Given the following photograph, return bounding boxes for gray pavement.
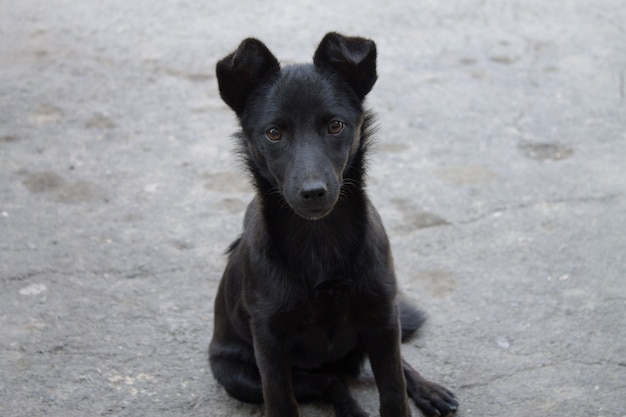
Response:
[1,1,625,416]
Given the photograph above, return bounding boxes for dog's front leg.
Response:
[252,328,299,417]
[362,312,412,417]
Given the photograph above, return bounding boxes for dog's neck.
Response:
[261,187,369,288]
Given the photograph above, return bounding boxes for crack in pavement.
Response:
[458,193,625,226]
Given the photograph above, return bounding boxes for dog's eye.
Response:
[328,120,344,135]
[265,127,282,142]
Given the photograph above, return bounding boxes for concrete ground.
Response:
[1,1,625,416]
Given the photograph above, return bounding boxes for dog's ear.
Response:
[216,38,280,115]
[313,32,377,100]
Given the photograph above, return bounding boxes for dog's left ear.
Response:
[313,32,377,100]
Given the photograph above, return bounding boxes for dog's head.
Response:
[216,33,377,220]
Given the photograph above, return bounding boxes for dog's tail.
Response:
[399,298,427,342]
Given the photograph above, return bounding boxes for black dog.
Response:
[209,32,458,417]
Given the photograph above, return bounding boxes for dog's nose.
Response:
[300,181,327,201]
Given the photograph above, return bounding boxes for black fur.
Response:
[209,32,458,417]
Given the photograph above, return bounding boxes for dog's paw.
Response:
[336,409,369,417]
[334,401,369,417]
[335,410,369,417]
[407,379,458,417]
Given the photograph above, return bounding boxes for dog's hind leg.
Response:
[209,343,265,404]
[403,359,458,417]
[211,347,368,417]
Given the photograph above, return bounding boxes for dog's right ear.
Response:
[216,38,280,115]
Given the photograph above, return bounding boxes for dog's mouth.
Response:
[293,206,335,221]
[286,194,339,221]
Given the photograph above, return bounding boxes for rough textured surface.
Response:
[1,1,625,416]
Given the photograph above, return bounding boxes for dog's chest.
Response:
[282,288,359,368]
